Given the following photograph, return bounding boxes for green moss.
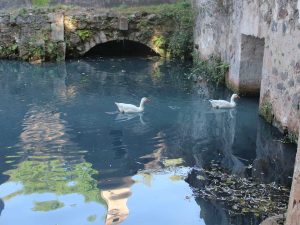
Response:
[77,30,92,41]
[33,200,64,212]
[191,54,229,85]
[259,102,273,123]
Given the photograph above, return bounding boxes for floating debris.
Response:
[188,163,290,221]
[163,158,184,167]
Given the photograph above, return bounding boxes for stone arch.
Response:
[77,31,160,56]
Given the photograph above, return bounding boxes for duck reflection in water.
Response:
[115,112,146,125]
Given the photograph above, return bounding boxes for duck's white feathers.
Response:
[115,102,143,113]
[209,99,236,108]
[209,94,239,109]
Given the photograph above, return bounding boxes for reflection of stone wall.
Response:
[176,96,246,175]
[286,130,300,225]
[193,0,300,137]
[253,120,295,186]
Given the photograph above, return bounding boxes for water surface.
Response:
[0,58,296,225]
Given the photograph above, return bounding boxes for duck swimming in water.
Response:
[209,94,240,109]
[115,97,150,113]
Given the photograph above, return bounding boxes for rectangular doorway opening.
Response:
[240,34,265,95]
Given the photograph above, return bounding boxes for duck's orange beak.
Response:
[236,95,240,99]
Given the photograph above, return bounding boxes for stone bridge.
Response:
[64,12,168,57]
[0,8,176,62]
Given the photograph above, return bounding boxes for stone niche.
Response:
[239,34,265,95]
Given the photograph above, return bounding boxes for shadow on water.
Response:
[0,58,296,225]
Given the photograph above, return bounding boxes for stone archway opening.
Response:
[84,40,159,57]
[240,34,265,95]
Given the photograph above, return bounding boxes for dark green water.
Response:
[0,57,296,225]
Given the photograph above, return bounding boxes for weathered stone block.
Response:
[69,33,81,44]
[0,14,10,24]
[272,67,278,76]
[108,12,117,18]
[288,79,295,87]
[278,7,288,19]
[280,71,288,80]
[89,39,96,48]
[49,13,64,41]
[0,24,10,32]
[271,21,278,32]
[147,14,157,21]
[119,17,128,31]
[99,31,107,43]
[276,83,286,90]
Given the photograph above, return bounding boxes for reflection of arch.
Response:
[76,31,160,56]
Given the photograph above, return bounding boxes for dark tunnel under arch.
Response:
[84,40,160,57]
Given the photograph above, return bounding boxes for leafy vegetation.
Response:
[46,42,65,61]
[118,0,194,59]
[259,102,273,123]
[164,1,194,58]
[22,42,45,62]
[281,132,298,144]
[191,54,229,85]
[0,43,18,59]
[32,0,49,7]
[77,30,92,41]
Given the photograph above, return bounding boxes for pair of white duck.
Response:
[115,94,240,113]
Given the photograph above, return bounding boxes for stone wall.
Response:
[193,0,300,137]
[0,11,66,63]
[0,0,176,10]
[0,8,179,62]
[286,129,300,225]
[50,0,177,8]
[0,0,30,10]
[63,11,173,58]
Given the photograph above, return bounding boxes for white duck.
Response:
[209,94,240,109]
[115,97,150,113]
